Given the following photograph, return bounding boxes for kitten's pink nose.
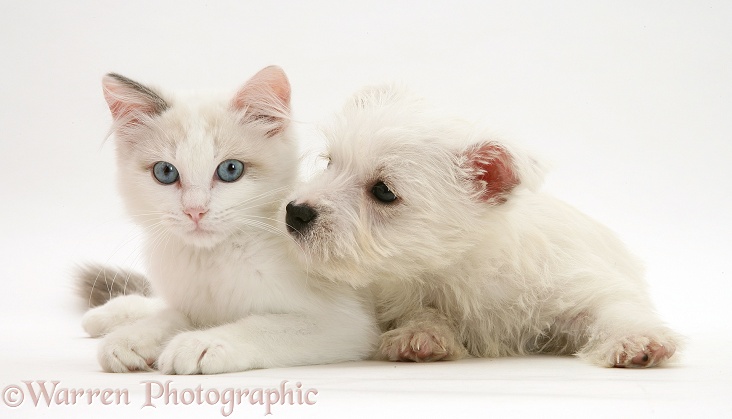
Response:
[184,207,208,222]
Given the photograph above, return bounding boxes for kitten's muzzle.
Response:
[285,201,318,234]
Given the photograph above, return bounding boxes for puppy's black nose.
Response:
[285,201,317,234]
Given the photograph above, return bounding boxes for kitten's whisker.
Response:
[234,214,289,226]
[159,229,174,264]
[237,220,282,237]
[70,212,162,253]
[243,185,290,202]
[127,212,168,219]
[232,217,314,275]
[229,186,289,207]
[88,266,114,308]
[91,221,165,300]
[220,199,285,217]
[222,186,290,211]
[114,222,167,295]
[123,221,169,289]
[227,225,256,244]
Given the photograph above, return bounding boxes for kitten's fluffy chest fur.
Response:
[147,230,307,327]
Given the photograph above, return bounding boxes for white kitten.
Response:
[284,85,682,368]
[79,67,378,374]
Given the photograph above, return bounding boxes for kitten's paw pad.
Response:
[157,331,236,375]
[98,331,161,373]
[380,329,465,362]
[613,339,676,368]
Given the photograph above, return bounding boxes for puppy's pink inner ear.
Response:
[464,143,520,204]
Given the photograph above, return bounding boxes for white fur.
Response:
[87,68,378,374]
[285,85,681,368]
[82,295,165,337]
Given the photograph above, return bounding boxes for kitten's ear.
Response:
[102,73,169,125]
[460,142,520,205]
[232,66,291,136]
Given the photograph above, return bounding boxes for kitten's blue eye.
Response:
[152,161,179,185]
[216,159,245,182]
[372,181,397,203]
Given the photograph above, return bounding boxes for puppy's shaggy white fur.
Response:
[285,86,681,368]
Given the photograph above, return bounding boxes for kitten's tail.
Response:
[75,264,151,309]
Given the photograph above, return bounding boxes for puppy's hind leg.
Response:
[576,301,682,368]
[378,308,469,362]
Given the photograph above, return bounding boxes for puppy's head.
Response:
[285,86,542,286]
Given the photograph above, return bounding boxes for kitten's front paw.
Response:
[379,327,467,362]
[98,325,166,373]
[157,330,247,375]
[82,306,119,338]
[82,295,163,337]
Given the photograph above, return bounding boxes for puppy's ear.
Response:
[102,73,169,126]
[461,142,520,204]
[232,66,291,137]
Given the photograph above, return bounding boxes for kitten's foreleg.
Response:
[157,310,378,374]
[82,294,166,337]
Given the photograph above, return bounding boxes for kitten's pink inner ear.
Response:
[232,66,291,113]
[103,89,152,121]
[102,74,167,124]
[464,142,520,204]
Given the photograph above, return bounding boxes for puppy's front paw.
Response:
[157,330,247,375]
[98,326,164,373]
[610,336,676,368]
[379,327,467,362]
[583,334,678,368]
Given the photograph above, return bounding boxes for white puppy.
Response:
[284,86,681,368]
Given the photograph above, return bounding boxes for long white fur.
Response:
[82,68,378,374]
[285,85,681,368]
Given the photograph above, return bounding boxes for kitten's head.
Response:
[103,66,297,248]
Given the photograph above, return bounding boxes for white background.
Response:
[1,1,730,417]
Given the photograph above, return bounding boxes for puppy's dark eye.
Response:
[371,181,397,203]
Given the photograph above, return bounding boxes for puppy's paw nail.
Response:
[610,337,676,368]
[381,329,457,362]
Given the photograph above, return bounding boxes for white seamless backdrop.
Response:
[0,1,730,418]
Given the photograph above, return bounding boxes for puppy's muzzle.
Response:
[285,201,318,234]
